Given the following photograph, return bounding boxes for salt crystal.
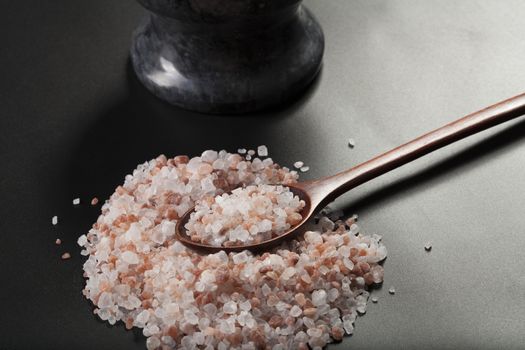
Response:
[307,327,322,338]
[239,300,252,311]
[121,251,139,265]
[311,290,327,306]
[343,320,354,334]
[293,161,304,169]
[52,216,58,225]
[55,238,61,245]
[343,257,354,270]
[300,166,310,172]
[237,148,247,154]
[246,155,252,161]
[91,197,99,205]
[61,252,71,260]
[371,297,378,303]
[73,198,80,205]
[261,284,272,296]
[389,287,396,295]
[248,150,255,156]
[203,303,217,316]
[281,267,296,280]
[201,150,218,163]
[98,292,113,308]
[184,310,199,325]
[233,251,249,264]
[223,301,237,314]
[77,235,87,247]
[424,242,432,251]
[146,337,161,350]
[136,310,150,325]
[257,145,268,157]
[290,305,302,317]
[348,138,356,148]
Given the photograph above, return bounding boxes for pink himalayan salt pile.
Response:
[185,184,305,247]
[77,150,387,350]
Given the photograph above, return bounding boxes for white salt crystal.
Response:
[233,251,249,264]
[289,305,302,317]
[371,297,378,303]
[239,300,252,311]
[312,290,327,306]
[343,257,354,270]
[293,161,304,169]
[98,292,113,308]
[262,284,272,296]
[223,301,237,314]
[77,234,87,247]
[73,198,80,205]
[52,216,58,225]
[300,166,310,172]
[121,251,139,265]
[257,145,268,157]
[424,242,432,251]
[389,287,396,295]
[237,148,247,154]
[307,327,322,338]
[304,231,323,244]
[348,138,356,148]
[201,150,218,163]
[248,150,255,156]
[281,267,296,280]
[203,303,217,316]
[184,310,199,325]
[146,337,161,350]
[343,320,354,334]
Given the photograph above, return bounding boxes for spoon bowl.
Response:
[175,93,525,252]
[174,183,314,253]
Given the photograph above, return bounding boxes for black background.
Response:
[1,0,525,349]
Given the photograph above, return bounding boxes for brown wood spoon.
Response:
[176,93,525,253]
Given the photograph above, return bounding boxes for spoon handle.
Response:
[307,93,525,206]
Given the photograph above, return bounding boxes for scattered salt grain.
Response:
[257,145,268,157]
[348,138,356,148]
[61,252,71,260]
[371,297,378,303]
[389,287,396,295]
[247,150,255,156]
[55,238,61,245]
[91,197,99,206]
[245,155,252,161]
[73,198,80,205]
[424,242,432,251]
[293,161,304,169]
[300,166,310,173]
[52,216,58,225]
[237,148,247,154]
[77,235,87,247]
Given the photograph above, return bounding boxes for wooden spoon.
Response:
[176,93,525,253]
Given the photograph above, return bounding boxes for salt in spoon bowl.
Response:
[176,93,525,253]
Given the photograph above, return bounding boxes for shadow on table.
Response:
[65,59,323,204]
[346,118,525,212]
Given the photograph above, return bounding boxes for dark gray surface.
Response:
[1,0,525,349]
